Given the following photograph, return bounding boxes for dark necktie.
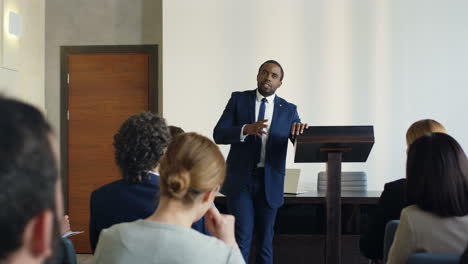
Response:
[255,98,267,165]
[258,97,267,122]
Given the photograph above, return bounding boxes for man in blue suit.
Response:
[214,60,307,263]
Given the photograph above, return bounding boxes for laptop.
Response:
[284,168,304,194]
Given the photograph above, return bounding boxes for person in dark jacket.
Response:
[0,97,63,264]
[360,119,447,262]
[89,113,206,252]
[460,244,468,264]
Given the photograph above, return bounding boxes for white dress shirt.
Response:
[240,89,276,167]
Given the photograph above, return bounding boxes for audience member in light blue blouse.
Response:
[94,133,244,264]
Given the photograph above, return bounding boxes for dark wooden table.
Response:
[215,190,381,264]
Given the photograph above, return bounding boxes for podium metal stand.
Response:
[294,126,374,264]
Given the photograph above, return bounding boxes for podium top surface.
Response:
[295,125,374,142]
[294,126,374,163]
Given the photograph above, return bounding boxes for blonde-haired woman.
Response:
[360,119,447,263]
[405,119,446,149]
[94,133,244,264]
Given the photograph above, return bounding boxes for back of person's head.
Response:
[159,133,226,203]
[113,112,170,184]
[168,125,184,138]
[406,119,446,146]
[406,133,468,217]
[0,97,59,263]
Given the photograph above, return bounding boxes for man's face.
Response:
[257,63,283,97]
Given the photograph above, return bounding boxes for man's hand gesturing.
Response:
[243,120,269,138]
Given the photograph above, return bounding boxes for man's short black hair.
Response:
[259,60,284,81]
[0,97,58,260]
[113,112,170,183]
[406,133,468,217]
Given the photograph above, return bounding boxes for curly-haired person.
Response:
[94,133,244,264]
[89,113,206,252]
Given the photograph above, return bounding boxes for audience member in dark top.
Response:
[387,133,468,263]
[360,119,447,262]
[0,97,63,264]
[93,133,244,264]
[461,245,468,264]
[89,113,206,252]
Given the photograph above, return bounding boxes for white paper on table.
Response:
[62,231,84,238]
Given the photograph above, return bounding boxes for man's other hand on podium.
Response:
[290,122,308,139]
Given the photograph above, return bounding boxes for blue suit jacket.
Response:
[214,89,300,208]
[89,173,206,252]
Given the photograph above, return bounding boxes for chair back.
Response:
[383,220,400,263]
[407,253,460,264]
[62,238,78,264]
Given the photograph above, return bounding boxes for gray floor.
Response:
[77,254,93,264]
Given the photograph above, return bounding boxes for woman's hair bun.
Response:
[159,132,226,203]
[166,168,190,199]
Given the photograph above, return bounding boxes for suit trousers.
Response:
[226,168,278,264]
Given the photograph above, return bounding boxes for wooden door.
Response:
[67,53,149,252]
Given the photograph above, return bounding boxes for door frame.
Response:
[60,45,159,211]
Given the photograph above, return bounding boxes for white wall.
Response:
[163,0,468,191]
[0,0,45,110]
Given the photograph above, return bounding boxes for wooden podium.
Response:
[294,126,374,264]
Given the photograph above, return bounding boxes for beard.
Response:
[258,84,276,97]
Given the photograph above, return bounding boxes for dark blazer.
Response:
[89,173,206,252]
[360,178,407,261]
[213,89,300,208]
[461,244,468,264]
